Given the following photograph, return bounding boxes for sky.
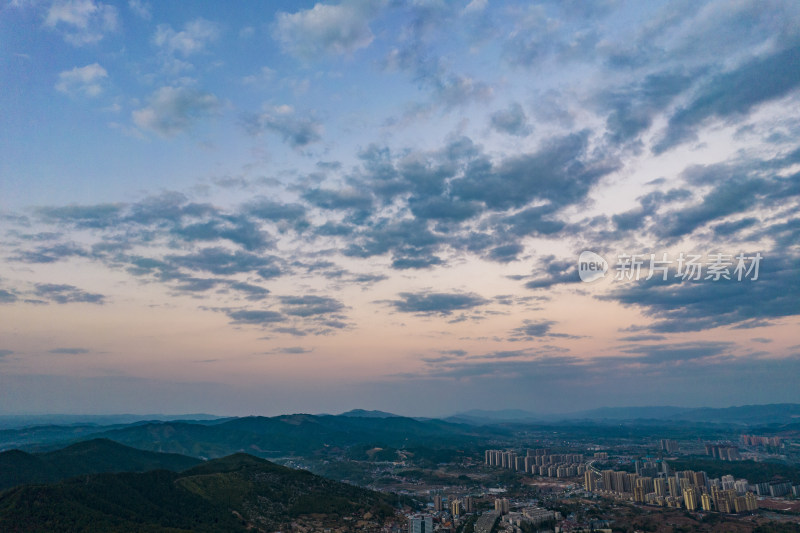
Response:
[1,0,799,417]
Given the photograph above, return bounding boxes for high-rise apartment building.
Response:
[409,516,433,533]
[464,496,475,513]
[654,477,667,497]
[668,477,680,498]
[433,495,443,512]
[683,487,698,511]
[585,470,597,491]
[701,493,713,511]
[602,470,614,492]
[450,499,462,518]
[494,498,510,515]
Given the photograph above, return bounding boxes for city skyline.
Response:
[1,0,799,416]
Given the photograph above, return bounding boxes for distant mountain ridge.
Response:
[0,413,226,430]
[338,409,401,418]
[43,412,483,461]
[0,438,201,491]
[449,403,800,425]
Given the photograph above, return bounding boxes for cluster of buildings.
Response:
[741,434,784,447]
[408,496,556,533]
[491,500,557,533]
[484,448,587,478]
[705,444,742,461]
[473,511,498,533]
[750,479,799,498]
[659,439,679,453]
[500,507,557,532]
[585,465,800,514]
[432,494,475,517]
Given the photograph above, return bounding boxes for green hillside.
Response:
[0,453,401,532]
[0,438,201,490]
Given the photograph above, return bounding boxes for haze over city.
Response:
[1,0,799,417]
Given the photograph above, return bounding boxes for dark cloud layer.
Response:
[606,254,799,333]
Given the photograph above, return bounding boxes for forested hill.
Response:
[0,452,402,532]
[0,438,201,491]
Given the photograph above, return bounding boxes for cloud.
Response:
[440,349,468,357]
[125,191,214,225]
[33,283,106,305]
[510,320,580,340]
[498,204,566,237]
[523,256,581,289]
[486,243,524,263]
[620,341,733,365]
[640,152,800,241]
[273,346,313,354]
[408,196,483,222]
[14,243,89,263]
[242,66,276,86]
[612,188,692,233]
[245,198,308,229]
[386,291,488,315]
[512,321,554,337]
[655,45,800,153]
[605,253,799,332]
[172,277,219,293]
[618,334,666,342]
[279,295,344,317]
[45,0,118,45]
[166,247,284,277]
[490,103,532,136]
[55,63,108,97]
[273,0,377,60]
[225,309,285,325]
[343,218,443,270]
[35,203,123,228]
[0,290,19,303]
[451,131,616,210]
[656,177,765,238]
[599,70,696,145]
[391,255,443,270]
[34,283,105,304]
[273,327,308,337]
[226,282,270,301]
[0,350,13,358]
[172,215,272,251]
[463,0,487,14]
[242,106,323,148]
[303,187,372,211]
[713,217,758,236]
[128,0,151,20]
[153,18,220,56]
[49,347,90,354]
[385,39,493,111]
[500,3,607,67]
[133,86,222,137]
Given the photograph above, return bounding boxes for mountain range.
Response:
[2,404,799,463]
[90,413,486,458]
